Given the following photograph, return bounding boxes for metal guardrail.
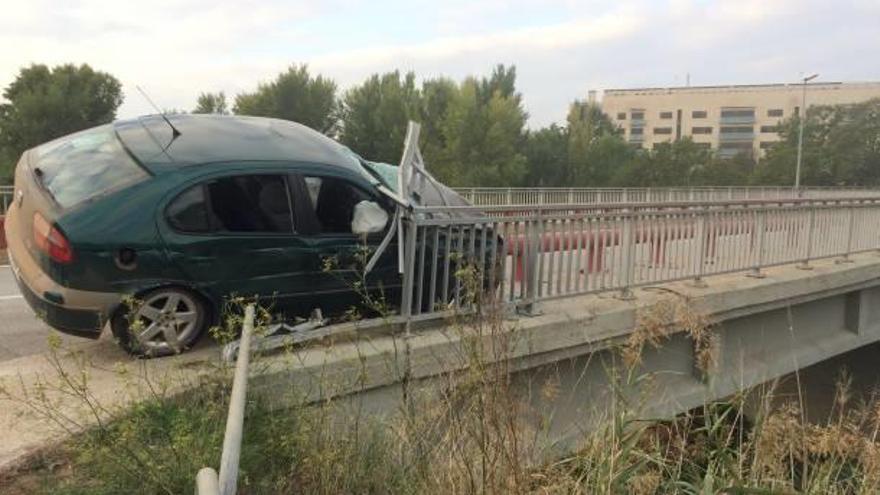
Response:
[454,186,880,206]
[0,186,13,214]
[399,196,880,319]
[196,305,255,495]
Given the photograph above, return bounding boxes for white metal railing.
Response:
[454,186,880,206]
[0,185,12,214]
[196,304,255,495]
[399,196,880,319]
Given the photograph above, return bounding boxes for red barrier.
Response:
[503,215,804,282]
[505,230,615,281]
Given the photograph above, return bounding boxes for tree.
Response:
[338,71,421,163]
[436,71,528,187]
[690,153,753,186]
[478,64,519,104]
[0,63,123,161]
[193,92,228,114]
[756,99,880,185]
[523,125,568,186]
[418,77,457,169]
[233,65,337,134]
[613,138,711,186]
[566,100,621,186]
[580,135,634,186]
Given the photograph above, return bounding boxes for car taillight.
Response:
[33,212,73,263]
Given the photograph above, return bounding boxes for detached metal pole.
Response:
[218,304,256,495]
[196,468,220,495]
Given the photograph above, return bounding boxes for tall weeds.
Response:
[3,277,880,494]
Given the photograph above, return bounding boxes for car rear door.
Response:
[159,171,317,319]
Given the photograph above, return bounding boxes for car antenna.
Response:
[135,85,182,139]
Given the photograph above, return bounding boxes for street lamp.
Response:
[795,73,819,191]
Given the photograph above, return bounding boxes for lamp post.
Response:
[795,73,819,191]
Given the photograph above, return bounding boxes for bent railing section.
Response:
[400,197,880,319]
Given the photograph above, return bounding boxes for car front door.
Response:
[160,172,316,319]
[288,172,400,318]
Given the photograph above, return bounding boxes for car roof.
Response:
[114,114,363,175]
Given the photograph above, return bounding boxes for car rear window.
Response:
[33,125,149,208]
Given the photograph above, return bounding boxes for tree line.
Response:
[1,62,878,187]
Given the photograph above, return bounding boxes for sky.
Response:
[0,0,878,128]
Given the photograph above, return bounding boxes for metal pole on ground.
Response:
[217,304,256,495]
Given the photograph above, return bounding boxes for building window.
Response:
[692,126,713,135]
[653,127,672,135]
[720,142,753,150]
[631,111,645,120]
[760,125,778,133]
[760,141,777,149]
[767,109,783,117]
[617,112,626,120]
[794,106,800,117]
[694,142,712,150]
[629,143,642,150]
[652,142,668,150]
[630,127,644,135]
[692,110,707,118]
[721,108,755,118]
[719,141,754,158]
[659,111,673,119]
[720,126,753,134]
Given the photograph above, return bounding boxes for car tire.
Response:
[111,287,209,358]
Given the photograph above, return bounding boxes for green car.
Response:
[6,114,474,356]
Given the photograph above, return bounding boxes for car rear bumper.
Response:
[6,207,121,338]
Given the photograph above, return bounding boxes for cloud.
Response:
[309,11,643,70]
[0,0,877,129]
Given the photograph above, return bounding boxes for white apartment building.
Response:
[599,82,880,158]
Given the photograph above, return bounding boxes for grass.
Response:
[3,274,880,493]
[6,364,880,494]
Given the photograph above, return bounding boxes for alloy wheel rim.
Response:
[133,291,199,353]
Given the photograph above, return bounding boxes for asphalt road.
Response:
[0,265,118,363]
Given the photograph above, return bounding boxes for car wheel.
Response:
[111,287,209,357]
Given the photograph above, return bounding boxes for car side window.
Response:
[301,176,373,234]
[166,185,212,233]
[206,175,294,234]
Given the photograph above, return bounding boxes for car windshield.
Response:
[33,125,149,208]
[360,160,399,193]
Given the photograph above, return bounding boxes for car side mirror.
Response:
[351,200,389,236]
